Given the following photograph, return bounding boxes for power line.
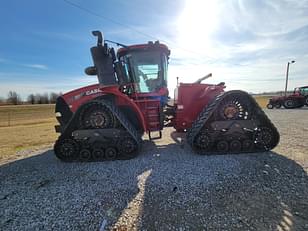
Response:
[61,0,214,59]
[62,0,158,41]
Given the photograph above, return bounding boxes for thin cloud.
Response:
[23,64,48,70]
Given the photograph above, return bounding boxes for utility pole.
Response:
[284,60,295,96]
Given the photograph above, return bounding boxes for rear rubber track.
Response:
[186,90,280,154]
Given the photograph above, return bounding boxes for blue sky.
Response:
[0,0,308,99]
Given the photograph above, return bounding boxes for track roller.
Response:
[79,148,92,161]
[92,143,105,160]
[216,140,229,152]
[105,147,117,160]
[230,140,242,152]
[242,139,253,152]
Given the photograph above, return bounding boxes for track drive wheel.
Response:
[217,93,251,120]
[54,138,79,161]
[79,104,114,129]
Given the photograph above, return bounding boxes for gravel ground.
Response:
[0,108,308,231]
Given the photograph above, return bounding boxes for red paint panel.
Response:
[174,83,224,131]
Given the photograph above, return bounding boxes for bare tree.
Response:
[27,94,35,104]
[35,94,43,104]
[49,92,60,104]
[35,93,49,104]
[42,93,49,104]
[7,91,21,105]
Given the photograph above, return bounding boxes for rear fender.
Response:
[57,85,146,133]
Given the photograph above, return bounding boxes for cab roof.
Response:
[117,42,170,57]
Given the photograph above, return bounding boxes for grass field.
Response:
[0,104,58,161]
[0,97,270,162]
[0,104,55,127]
[253,95,270,108]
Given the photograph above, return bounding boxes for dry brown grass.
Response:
[0,104,58,161]
[253,95,271,108]
[0,104,55,127]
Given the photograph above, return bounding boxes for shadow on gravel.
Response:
[0,143,308,230]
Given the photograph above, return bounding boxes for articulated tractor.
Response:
[54,31,279,161]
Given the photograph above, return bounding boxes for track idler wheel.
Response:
[54,138,79,161]
[217,93,251,120]
[118,136,138,159]
[216,140,229,152]
[79,149,92,161]
[255,127,274,150]
[195,130,212,152]
[105,147,117,160]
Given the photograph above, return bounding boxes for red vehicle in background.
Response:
[267,86,308,109]
[54,31,279,162]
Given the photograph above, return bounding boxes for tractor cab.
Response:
[85,31,170,105]
[298,86,308,96]
[117,43,170,95]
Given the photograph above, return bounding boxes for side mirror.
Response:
[85,66,97,75]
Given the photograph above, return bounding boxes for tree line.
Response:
[0,91,62,105]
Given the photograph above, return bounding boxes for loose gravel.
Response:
[0,108,308,230]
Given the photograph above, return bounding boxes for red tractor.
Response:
[54,31,279,161]
[267,86,308,109]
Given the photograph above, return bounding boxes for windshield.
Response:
[121,51,167,93]
[300,87,308,96]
